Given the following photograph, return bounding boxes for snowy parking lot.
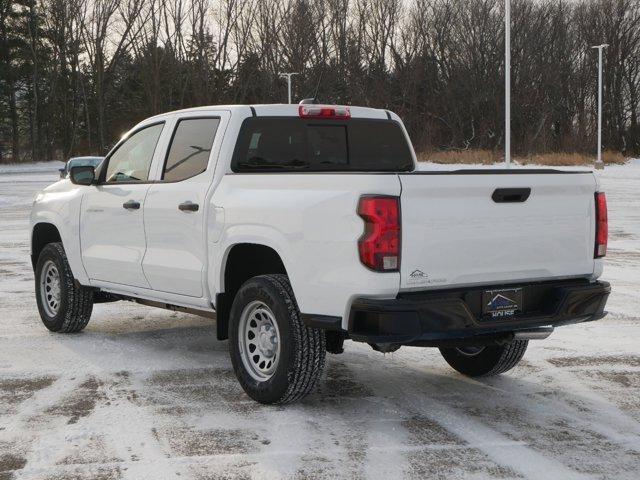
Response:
[1,162,639,480]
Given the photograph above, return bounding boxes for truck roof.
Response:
[145,104,392,121]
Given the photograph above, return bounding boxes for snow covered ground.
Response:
[1,161,639,480]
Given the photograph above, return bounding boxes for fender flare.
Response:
[30,210,89,285]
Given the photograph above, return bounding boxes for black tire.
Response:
[439,340,528,377]
[35,242,93,333]
[228,274,326,404]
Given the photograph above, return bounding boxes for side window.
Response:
[162,118,220,182]
[105,123,164,183]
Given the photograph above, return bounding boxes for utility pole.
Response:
[592,44,608,170]
[505,0,511,168]
[280,73,299,104]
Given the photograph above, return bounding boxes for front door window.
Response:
[105,123,164,183]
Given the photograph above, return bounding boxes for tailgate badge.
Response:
[407,269,446,286]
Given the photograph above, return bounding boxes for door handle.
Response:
[492,188,531,203]
[178,201,199,212]
[122,200,141,210]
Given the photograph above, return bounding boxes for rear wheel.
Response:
[35,242,93,333]
[439,340,528,377]
[228,274,326,404]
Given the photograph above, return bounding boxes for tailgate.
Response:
[398,171,597,290]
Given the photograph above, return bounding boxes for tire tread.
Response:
[483,339,528,376]
[37,242,93,333]
[261,274,326,404]
[439,339,528,377]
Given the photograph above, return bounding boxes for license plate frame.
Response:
[482,288,523,319]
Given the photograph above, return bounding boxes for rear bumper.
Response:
[348,279,610,346]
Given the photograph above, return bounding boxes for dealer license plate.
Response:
[482,288,523,318]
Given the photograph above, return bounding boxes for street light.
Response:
[591,44,608,170]
[505,0,511,168]
[279,73,299,104]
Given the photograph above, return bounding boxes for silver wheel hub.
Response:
[40,260,61,317]
[238,301,281,381]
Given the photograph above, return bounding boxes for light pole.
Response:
[592,44,608,170]
[505,0,511,168]
[280,73,298,104]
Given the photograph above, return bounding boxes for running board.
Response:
[116,295,216,319]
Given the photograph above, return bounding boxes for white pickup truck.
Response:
[30,103,610,404]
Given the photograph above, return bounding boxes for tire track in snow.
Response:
[367,357,595,480]
[6,372,184,480]
[96,371,191,480]
[429,358,640,451]
[0,374,85,436]
[361,410,412,479]
[0,374,88,478]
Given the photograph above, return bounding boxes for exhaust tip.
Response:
[514,326,554,340]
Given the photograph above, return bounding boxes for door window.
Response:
[104,123,164,183]
[162,118,220,182]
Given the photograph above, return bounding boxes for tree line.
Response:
[1,0,639,163]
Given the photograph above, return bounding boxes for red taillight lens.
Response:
[357,196,400,272]
[298,104,351,119]
[595,192,608,258]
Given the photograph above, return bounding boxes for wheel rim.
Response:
[40,260,61,317]
[238,301,281,382]
[455,346,485,357]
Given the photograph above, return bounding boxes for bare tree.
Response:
[2,0,640,163]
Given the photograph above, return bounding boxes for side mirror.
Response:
[69,165,96,186]
[59,167,66,179]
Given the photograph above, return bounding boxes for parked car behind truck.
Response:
[30,103,610,404]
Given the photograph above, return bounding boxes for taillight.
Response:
[298,104,351,119]
[357,196,400,272]
[595,192,608,258]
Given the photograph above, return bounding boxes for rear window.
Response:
[231,118,414,172]
[163,118,220,182]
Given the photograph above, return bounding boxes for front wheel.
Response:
[439,340,528,377]
[228,274,326,404]
[35,242,93,333]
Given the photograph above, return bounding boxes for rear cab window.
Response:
[232,117,414,172]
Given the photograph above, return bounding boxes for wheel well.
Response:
[216,243,287,340]
[31,223,61,270]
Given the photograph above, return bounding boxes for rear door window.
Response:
[232,118,413,172]
[162,118,220,182]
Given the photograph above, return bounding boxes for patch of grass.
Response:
[417,149,500,165]
[518,151,626,166]
[417,149,628,166]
